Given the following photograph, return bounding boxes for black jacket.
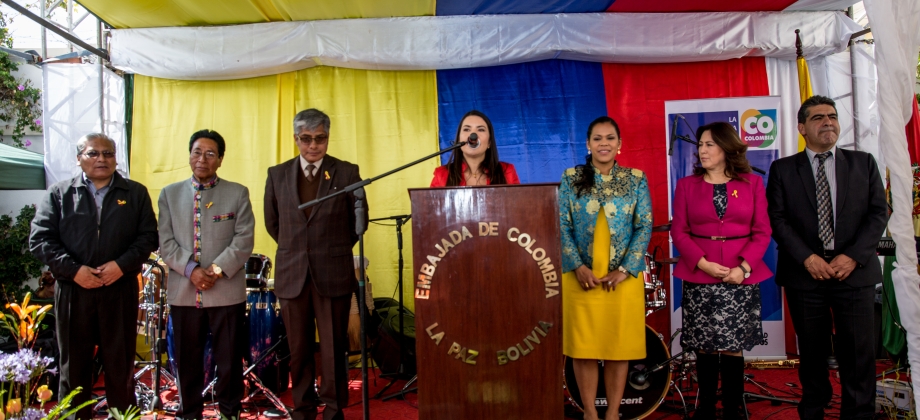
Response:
[767,148,888,290]
[29,172,159,284]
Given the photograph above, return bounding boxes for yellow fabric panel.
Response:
[80,0,434,29]
[131,68,439,311]
[796,56,814,152]
[131,73,293,265]
[292,66,440,308]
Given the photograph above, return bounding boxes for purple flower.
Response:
[24,140,31,147]
[34,119,41,126]
[20,407,44,420]
[17,85,24,91]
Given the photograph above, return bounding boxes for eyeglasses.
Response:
[298,135,328,145]
[82,151,116,159]
[191,150,219,161]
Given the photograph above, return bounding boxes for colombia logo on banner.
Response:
[740,109,777,148]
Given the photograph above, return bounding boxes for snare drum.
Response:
[244,254,272,289]
[564,325,671,420]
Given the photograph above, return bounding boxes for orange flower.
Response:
[37,384,53,402]
[6,398,21,414]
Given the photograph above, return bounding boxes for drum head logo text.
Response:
[740,109,777,148]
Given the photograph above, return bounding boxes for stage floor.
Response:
[88,358,910,419]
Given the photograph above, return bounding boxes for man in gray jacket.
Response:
[158,129,254,419]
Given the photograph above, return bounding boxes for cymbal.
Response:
[655,257,680,264]
[652,223,671,232]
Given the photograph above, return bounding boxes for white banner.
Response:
[665,96,785,359]
[109,11,861,81]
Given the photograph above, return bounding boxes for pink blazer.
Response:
[671,172,773,284]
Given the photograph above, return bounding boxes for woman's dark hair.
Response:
[444,110,508,186]
[573,116,621,197]
[692,122,751,181]
[189,129,226,158]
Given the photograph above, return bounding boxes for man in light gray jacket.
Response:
[158,129,255,419]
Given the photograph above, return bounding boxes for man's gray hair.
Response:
[293,109,330,134]
[76,133,116,156]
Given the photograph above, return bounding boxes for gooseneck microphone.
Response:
[467,133,480,149]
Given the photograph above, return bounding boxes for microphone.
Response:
[628,369,651,390]
[668,115,681,156]
[467,133,480,149]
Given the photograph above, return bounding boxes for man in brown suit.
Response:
[264,108,367,420]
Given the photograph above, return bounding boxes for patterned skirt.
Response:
[680,282,763,353]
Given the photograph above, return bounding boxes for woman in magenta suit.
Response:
[671,122,772,419]
[430,110,520,187]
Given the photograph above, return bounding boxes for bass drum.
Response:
[564,325,671,420]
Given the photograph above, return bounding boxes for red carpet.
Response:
[94,360,909,419]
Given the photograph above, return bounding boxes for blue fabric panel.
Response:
[436,60,608,184]
[436,0,614,16]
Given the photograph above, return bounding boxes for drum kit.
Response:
[564,222,700,420]
[123,253,291,418]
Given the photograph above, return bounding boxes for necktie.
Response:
[306,164,316,182]
[191,176,219,307]
[815,152,833,250]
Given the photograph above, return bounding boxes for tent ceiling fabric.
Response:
[76,0,435,29]
[109,11,861,81]
[607,0,797,12]
[78,0,860,28]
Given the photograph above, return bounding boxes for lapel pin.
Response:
[324,171,331,180]
[117,199,126,206]
[206,202,213,209]
[732,190,738,198]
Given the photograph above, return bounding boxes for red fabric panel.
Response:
[606,0,796,12]
[906,98,920,164]
[601,57,770,338]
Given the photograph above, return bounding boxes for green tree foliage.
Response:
[0,205,40,305]
[0,10,42,148]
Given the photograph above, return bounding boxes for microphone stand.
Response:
[298,141,469,420]
[368,213,413,398]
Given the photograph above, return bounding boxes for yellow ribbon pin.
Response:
[732,190,738,198]
[324,171,331,180]
[117,200,126,205]
[206,202,213,208]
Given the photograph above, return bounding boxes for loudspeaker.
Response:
[371,298,416,377]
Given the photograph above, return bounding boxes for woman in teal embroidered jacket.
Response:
[559,116,652,420]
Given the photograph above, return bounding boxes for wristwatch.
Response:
[617,266,629,275]
[739,265,751,279]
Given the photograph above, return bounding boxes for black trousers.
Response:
[55,278,137,420]
[786,283,876,420]
[280,278,351,420]
[171,303,246,419]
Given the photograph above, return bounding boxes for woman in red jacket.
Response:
[671,122,772,419]
[430,110,520,187]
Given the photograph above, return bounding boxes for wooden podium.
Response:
[408,184,563,419]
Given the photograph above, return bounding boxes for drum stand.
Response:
[202,336,291,418]
[98,259,176,415]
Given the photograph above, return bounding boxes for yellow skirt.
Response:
[563,212,646,360]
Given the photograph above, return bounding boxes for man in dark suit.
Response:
[767,95,887,420]
[264,108,367,420]
[30,133,159,420]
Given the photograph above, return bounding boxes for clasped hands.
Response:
[804,253,856,281]
[698,258,745,285]
[74,261,123,289]
[190,266,221,291]
[575,265,628,292]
